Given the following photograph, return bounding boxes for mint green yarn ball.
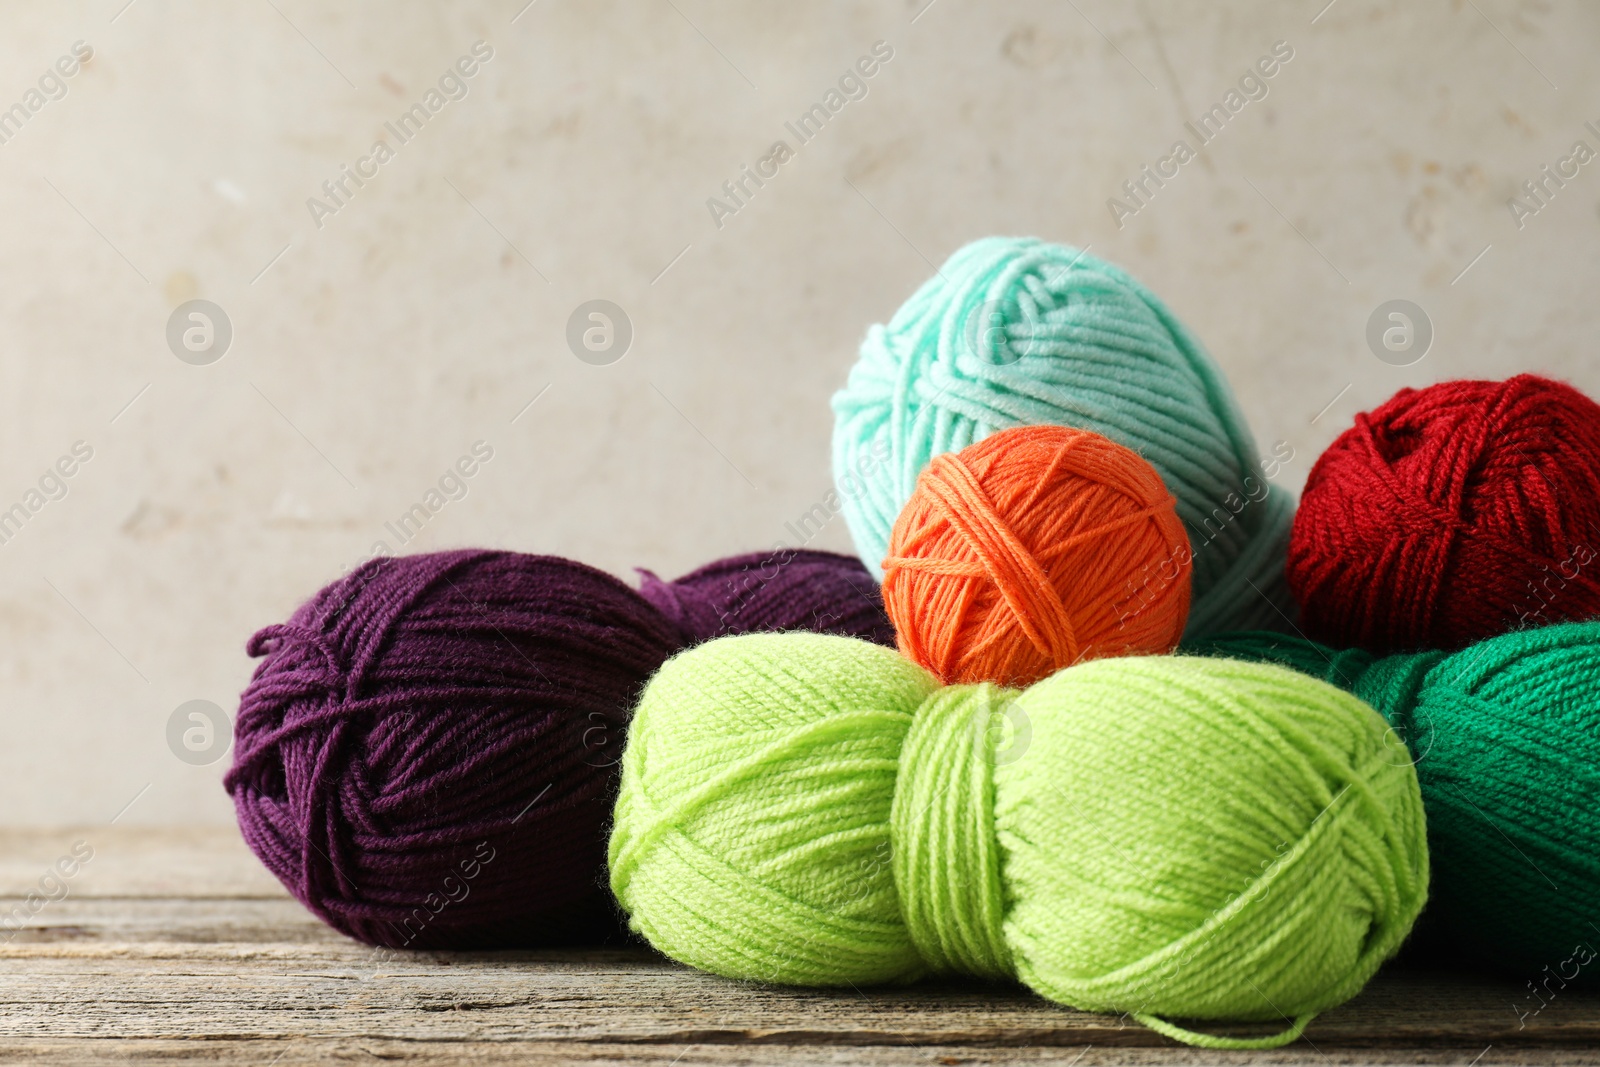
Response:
[610,633,1428,1045]
[831,237,1295,638]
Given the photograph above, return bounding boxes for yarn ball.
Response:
[1188,621,1600,975]
[638,548,894,647]
[225,548,892,949]
[610,633,1427,1048]
[1288,374,1600,654]
[883,424,1190,686]
[832,236,1296,639]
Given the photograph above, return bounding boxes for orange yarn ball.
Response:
[882,425,1192,687]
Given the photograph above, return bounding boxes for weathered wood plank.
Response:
[0,829,1595,1063]
[0,900,1594,1050]
[0,1040,1589,1065]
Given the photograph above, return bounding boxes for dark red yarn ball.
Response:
[224,548,890,949]
[1288,375,1600,654]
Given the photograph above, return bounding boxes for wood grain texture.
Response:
[1,828,1596,1064]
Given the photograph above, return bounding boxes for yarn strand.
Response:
[1134,1011,1314,1050]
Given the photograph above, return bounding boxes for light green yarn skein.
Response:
[610,633,1428,1049]
[831,237,1295,637]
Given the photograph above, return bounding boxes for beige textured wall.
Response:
[1,0,1595,825]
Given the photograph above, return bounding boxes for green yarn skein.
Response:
[610,633,1427,1049]
[1188,621,1600,975]
[831,237,1295,638]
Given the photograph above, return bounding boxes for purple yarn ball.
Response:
[637,548,895,647]
[225,548,889,948]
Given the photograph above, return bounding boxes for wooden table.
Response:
[2,827,1596,1064]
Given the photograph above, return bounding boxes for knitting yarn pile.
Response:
[611,632,1427,1048]
[1189,622,1600,974]
[226,548,890,948]
[1288,374,1600,654]
[832,236,1294,637]
[223,229,1600,1050]
[883,424,1190,686]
